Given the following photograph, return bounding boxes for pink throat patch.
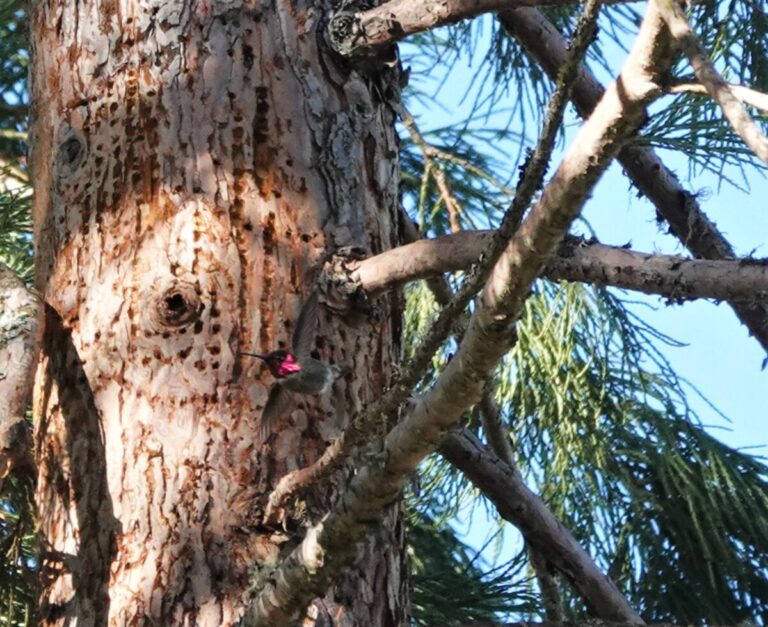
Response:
[276,354,302,377]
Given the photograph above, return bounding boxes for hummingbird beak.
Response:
[239,352,268,360]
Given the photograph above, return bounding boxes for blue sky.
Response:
[402,7,767,579]
[585,156,767,453]
[403,11,766,455]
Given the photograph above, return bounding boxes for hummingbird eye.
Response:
[269,350,289,363]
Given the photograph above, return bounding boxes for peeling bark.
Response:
[29,0,405,623]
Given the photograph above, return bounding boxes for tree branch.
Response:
[348,231,768,303]
[477,392,566,621]
[440,429,638,622]
[327,0,638,58]
[668,78,768,113]
[264,0,597,527]
[400,105,463,232]
[657,0,768,165]
[498,7,768,352]
[479,386,516,466]
[245,2,668,622]
[548,237,768,302]
[0,263,41,486]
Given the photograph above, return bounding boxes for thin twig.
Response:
[400,108,463,232]
[433,167,463,233]
[657,0,768,165]
[425,144,516,197]
[668,78,768,113]
[263,0,601,525]
[479,387,516,466]
[246,1,666,623]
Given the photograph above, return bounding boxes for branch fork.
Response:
[244,0,676,622]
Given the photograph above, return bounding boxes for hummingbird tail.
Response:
[331,364,351,379]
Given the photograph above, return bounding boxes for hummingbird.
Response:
[241,290,344,439]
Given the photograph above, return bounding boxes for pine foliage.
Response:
[399,3,768,614]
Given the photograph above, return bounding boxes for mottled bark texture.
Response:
[29,0,405,624]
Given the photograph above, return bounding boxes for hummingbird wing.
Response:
[260,383,294,441]
[291,288,319,360]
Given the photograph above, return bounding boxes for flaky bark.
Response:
[0,263,40,483]
[29,0,405,624]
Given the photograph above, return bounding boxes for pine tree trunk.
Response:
[29,0,405,623]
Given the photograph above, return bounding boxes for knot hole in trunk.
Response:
[152,281,203,329]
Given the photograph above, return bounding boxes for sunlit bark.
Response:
[29,0,405,623]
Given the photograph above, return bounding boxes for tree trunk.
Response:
[29,0,405,624]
